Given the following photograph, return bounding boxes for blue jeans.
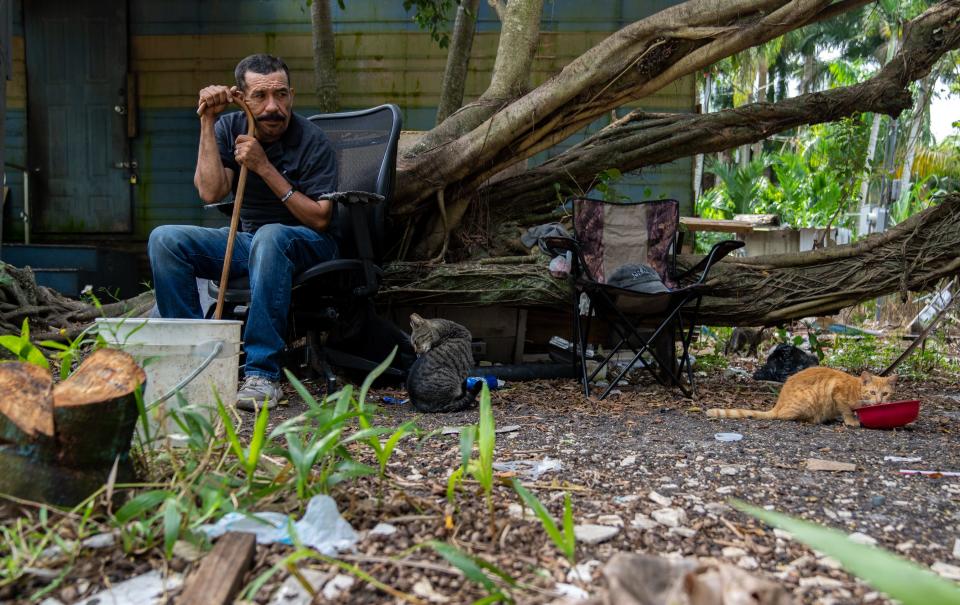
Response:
[148,224,339,380]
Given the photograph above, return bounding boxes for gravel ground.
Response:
[243,367,960,604]
[6,366,959,604]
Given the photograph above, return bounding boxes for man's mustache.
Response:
[257,112,286,123]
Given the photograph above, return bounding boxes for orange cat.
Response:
[707,367,897,426]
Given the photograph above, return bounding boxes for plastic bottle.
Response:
[465,375,503,390]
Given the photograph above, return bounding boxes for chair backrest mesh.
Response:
[308,105,401,260]
[573,197,679,287]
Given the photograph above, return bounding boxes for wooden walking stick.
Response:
[198,94,257,320]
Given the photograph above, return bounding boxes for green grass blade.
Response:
[343,426,392,446]
[333,384,354,418]
[283,369,321,413]
[459,425,476,470]
[562,492,576,562]
[447,465,465,505]
[476,384,494,491]
[733,500,960,605]
[21,343,50,369]
[245,403,270,473]
[357,347,397,411]
[379,422,414,472]
[427,540,498,593]
[304,428,344,466]
[215,398,245,462]
[162,497,181,558]
[268,413,307,440]
[512,480,565,554]
[284,431,306,469]
[114,490,174,523]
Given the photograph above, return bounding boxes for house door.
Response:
[24,0,131,234]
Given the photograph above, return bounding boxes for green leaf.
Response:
[476,384,495,491]
[378,422,414,473]
[284,369,321,413]
[21,343,50,369]
[215,398,245,462]
[245,403,270,473]
[732,500,960,605]
[562,492,576,561]
[446,465,465,505]
[115,490,174,523]
[357,347,397,411]
[333,384,353,419]
[427,541,498,592]
[459,425,476,470]
[162,498,181,558]
[512,480,566,557]
[327,459,376,487]
[0,334,23,355]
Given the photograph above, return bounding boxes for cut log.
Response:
[0,362,53,439]
[52,348,147,468]
[0,348,146,505]
[177,532,256,605]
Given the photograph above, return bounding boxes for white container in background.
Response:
[95,318,242,438]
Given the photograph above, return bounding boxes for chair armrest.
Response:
[203,201,234,217]
[322,191,385,205]
[675,239,744,284]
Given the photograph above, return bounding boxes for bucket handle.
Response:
[146,340,225,412]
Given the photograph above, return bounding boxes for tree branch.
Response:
[483,0,960,215]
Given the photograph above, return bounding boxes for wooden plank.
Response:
[513,309,528,364]
[680,217,754,234]
[178,532,256,605]
[733,213,780,226]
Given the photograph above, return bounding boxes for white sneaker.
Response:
[236,376,283,411]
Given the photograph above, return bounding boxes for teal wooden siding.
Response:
[4,0,695,244]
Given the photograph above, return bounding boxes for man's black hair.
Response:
[234,54,291,90]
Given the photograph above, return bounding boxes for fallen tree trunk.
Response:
[688,193,960,326]
[382,194,960,327]
[0,263,154,340]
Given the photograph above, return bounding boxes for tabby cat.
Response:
[406,314,481,413]
[707,367,897,426]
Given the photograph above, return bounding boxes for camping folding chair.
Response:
[543,197,743,399]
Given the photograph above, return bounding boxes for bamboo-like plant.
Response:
[0,318,49,369]
[426,540,517,604]
[734,500,960,605]
[512,480,575,564]
[445,384,497,538]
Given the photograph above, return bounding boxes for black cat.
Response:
[753,344,818,382]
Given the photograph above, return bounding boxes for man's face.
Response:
[241,70,294,142]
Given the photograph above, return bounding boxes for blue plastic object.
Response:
[466,375,501,390]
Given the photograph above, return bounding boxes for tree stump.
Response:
[0,348,146,506]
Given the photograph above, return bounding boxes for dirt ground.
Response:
[246,366,960,604]
[5,362,959,604]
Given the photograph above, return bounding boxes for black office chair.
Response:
[208,104,413,393]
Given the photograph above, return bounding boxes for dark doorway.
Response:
[24,0,131,234]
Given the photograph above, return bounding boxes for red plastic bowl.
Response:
[855,399,920,429]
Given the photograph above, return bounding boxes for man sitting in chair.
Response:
[148,53,339,411]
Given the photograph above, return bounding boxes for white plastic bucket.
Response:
[94,318,242,437]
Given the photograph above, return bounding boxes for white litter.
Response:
[714,432,743,442]
[74,570,182,605]
[883,455,922,463]
[199,494,357,555]
[493,457,562,480]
